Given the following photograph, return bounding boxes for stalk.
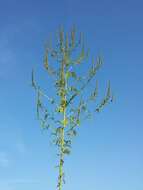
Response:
[58,109,66,190]
[58,58,67,190]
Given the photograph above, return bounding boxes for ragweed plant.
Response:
[32,26,113,190]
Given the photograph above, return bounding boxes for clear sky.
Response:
[0,0,143,190]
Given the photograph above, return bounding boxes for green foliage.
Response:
[32,26,113,190]
[96,81,112,112]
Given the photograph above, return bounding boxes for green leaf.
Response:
[95,81,111,112]
[90,81,98,101]
[31,69,37,90]
[63,148,70,155]
[72,129,77,136]
[71,26,76,48]
[76,119,80,126]
[44,52,48,70]
[65,71,71,79]
[56,127,62,134]
[57,106,64,113]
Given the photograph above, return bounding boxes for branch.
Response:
[66,57,102,107]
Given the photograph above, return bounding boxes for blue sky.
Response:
[0,0,143,190]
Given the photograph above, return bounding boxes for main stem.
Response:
[58,59,67,190]
[58,109,66,190]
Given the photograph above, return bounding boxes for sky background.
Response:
[0,0,143,190]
